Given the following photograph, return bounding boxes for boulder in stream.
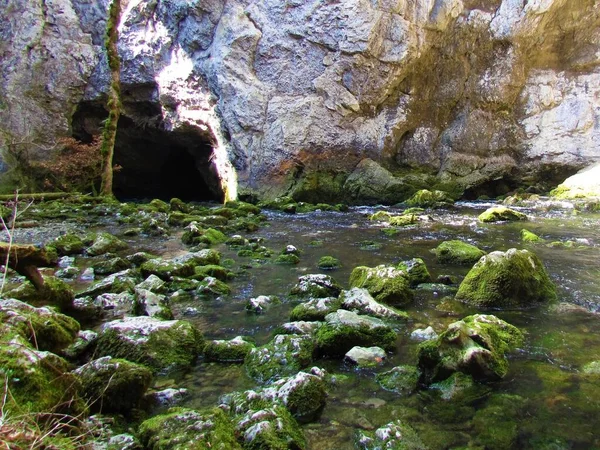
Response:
[290,297,341,321]
[478,206,527,222]
[86,232,128,256]
[204,336,255,362]
[340,287,408,320]
[432,240,486,265]
[349,265,413,306]
[290,274,342,298]
[455,248,557,307]
[356,420,427,450]
[417,314,524,385]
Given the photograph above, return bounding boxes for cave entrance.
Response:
[111,116,224,202]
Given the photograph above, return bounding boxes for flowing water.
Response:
[149,200,600,449]
[10,198,600,449]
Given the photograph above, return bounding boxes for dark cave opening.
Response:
[71,103,224,202]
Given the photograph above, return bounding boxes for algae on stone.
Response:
[204,336,255,362]
[349,265,413,306]
[455,248,557,307]
[290,274,342,298]
[432,240,486,265]
[397,258,431,286]
[478,206,527,222]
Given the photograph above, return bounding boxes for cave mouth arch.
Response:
[111,116,225,203]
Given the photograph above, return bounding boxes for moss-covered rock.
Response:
[51,232,85,256]
[0,329,81,414]
[169,197,191,213]
[344,346,386,368]
[290,297,341,322]
[86,232,128,256]
[317,256,341,270]
[339,288,408,320]
[0,298,79,353]
[274,370,327,423]
[204,336,255,362]
[397,258,431,286]
[7,276,75,310]
[455,248,557,307]
[405,189,454,208]
[376,365,419,395]
[417,314,524,385]
[290,274,342,299]
[246,295,281,314]
[274,253,301,264]
[315,310,397,357]
[76,269,140,298]
[349,265,413,306]
[193,264,233,282]
[96,317,205,373]
[196,276,231,299]
[245,334,315,383]
[92,257,132,275]
[429,371,491,403]
[233,405,306,449]
[478,206,527,222]
[521,228,544,243]
[133,288,173,320]
[139,407,242,450]
[432,240,486,265]
[141,258,195,281]
[550,163,600,200]
[356,420,426,450]
[73,356,152,414]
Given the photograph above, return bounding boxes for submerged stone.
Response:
[521,228,544,243]
[315,310,397,357]
[317,255,341,270]
[376,365,419,395]
[417,314,524,385]
[455,248,557,307]
[478,206,527,223]
[432,240,486,265]
[349,265,413,306]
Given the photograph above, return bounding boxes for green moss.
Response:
[471,394,526,450]
[86,232,128,256]
[92,257,131,275]
[521,228,544,243]
[275,253,300,264]
[455,248,557,307]
[289,171,347,204]
[51,232,84,255]
[356,420,426,450]
[245,334,315,383]
[290,274,342,298]
[432,240,486,265]
[369,211,392,221]
[289,297,342,322]
[317,256,340,270]
[358,240,382,251]
[283,375,327,423]
[349,265,413,306]
[478,206,527,223]
[75,357,152,414]
[405,189,454,208]
[196,277,231,298]
[148,199,170,213]
[397,258,431,286]
[204,337,255,362]
[225,200,262,215]
[193,265,233,281]
[96,319,205,373]
[139,407,242,450]
[141,259,195,280]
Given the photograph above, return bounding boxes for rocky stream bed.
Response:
[1,192,600,449]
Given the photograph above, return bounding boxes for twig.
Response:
[0,190,19,296]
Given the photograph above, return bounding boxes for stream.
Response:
[7,198,600,449]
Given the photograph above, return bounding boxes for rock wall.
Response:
[1,0,600,202]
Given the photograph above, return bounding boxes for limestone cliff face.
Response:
[1,0,600,201]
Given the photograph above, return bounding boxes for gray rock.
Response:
[344,346,386,367]
[410,326,438,341]
[340,288,408,320]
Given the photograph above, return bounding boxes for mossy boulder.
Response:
[317,256,341,270]
[290,274,342,298]
[204,336,255,362]
[550,162,600,199]
[86,232,128,256]
[136,274,167,293]
[0,299,79,353]
[273,370,327,423]
[290,297,341,322]
[193,265,232,282]
[356,420,426,450]
[521,229,544,243]
[7,275,75,310]
[344,346,386,368]
[76,269,140,298]
[405,189,454,208]
[51,232,84,256]
[478,206,527,223]
[432,240,486,265]
[376,365,419,395]
[133,288,173,320]
[246,295,281,314]
[233,405,306,449]
[245,334,315,383]
[455,248,557,307]
[141,258,195,281]
[315,310,397,357]
[96,317,205,373]
[139,407,241,450]
[417,314,524,385]
[397,258,431,286]
[340,288,408,320]
[73,356,152,414]
[196,276,231,299]
[349,265,413,306]
[92,257,132,275]
[0,329,81,414]
[275,253,301,264]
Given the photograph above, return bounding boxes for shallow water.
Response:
[10,198,600,448]
[157,200,600,449]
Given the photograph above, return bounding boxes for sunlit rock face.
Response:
[1,0,600,200]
